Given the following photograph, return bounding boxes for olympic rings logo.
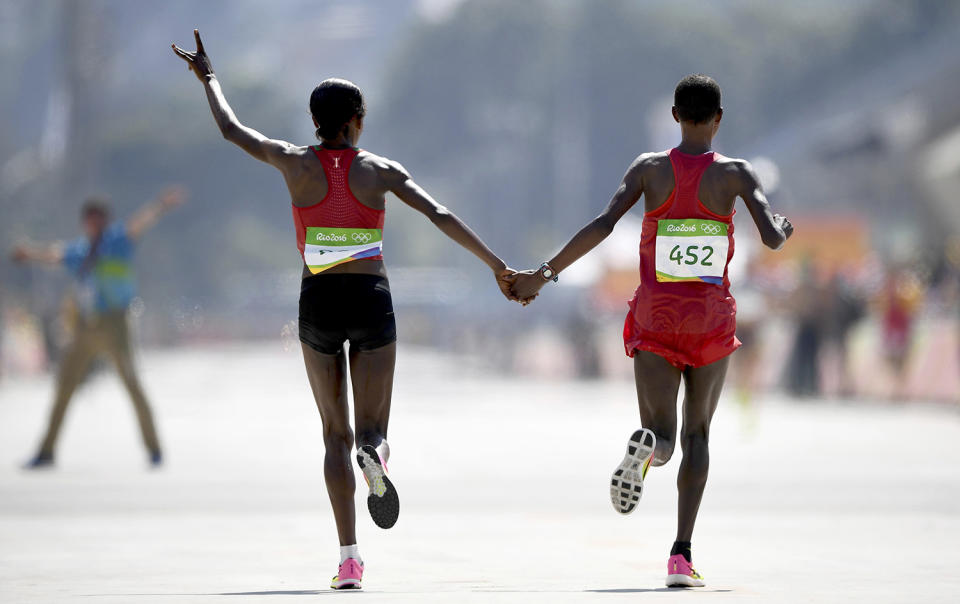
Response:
[700,224,722,235]
[352,233,373,243]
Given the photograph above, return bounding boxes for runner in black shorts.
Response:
[174,30,518,590]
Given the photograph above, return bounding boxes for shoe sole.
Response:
[330,579,362,590]
[609,429,656,514]
[666,573,705,587]
[357,445,399,529]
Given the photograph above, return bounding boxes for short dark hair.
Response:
[81,197,110,220]
[674,74,721,124]
[309,78,366,141]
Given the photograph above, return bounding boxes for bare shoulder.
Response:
[631,151,670,174]
[355,150,410,187]
[712,154,756,185]
[626,151,672,191]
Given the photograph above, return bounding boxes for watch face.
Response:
[541,267,553,278]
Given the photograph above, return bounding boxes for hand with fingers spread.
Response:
[172,29,215,81]
[510,270,547,306]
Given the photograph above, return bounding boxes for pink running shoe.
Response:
[330,558,363,590]
[665,554,705,587]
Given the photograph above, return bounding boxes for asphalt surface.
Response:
[1,343,957,603]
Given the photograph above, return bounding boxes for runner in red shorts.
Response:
[510,74,792,587]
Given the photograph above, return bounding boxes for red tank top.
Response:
[292,146,385,269]
[633,148,736,335]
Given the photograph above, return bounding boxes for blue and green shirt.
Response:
[62,222,136,314]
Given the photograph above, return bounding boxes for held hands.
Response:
[172,29,215,82]
[495,267,538,306]
[493,267,545,306]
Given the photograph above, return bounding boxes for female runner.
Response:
[173,30,517,590]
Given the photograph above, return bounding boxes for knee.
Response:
[680,427,709,453]
[323,424,354,451]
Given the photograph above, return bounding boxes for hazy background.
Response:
[1,0,958,401]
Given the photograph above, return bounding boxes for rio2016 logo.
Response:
[700,224,722,235]
[352,232,373,243]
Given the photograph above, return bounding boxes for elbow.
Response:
[429,205,453,226]
[220,121,240,142]
[595,216,615,238]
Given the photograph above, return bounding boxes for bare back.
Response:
[639,151,747,217]
[276,146,402,277]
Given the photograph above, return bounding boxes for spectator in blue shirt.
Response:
[12,188,185,469]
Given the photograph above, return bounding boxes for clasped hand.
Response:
[495,268,547,306]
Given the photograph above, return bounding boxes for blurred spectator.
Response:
[879,267,925,400]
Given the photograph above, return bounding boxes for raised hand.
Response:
[510,270,546,306]
[158,186,188,210]
[172,29,215,82]
[774,214,794,240]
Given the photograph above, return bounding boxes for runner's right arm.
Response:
[172,30,295,169]
[736,160,793,250]
[510,155,647,302]
[11,242,64,266]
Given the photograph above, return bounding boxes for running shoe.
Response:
[330,557,363,590]
[357,445,399,529]
[666,553,705,587]
[609,428,656,514]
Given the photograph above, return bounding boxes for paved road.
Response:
[1,344,958,603]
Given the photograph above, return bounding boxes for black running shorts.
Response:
[299,273,397,355]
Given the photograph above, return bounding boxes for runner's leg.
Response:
[350,341,399,529]
[633,350,683,466]
[302,343,356,546]
[676,355,730,542]
[349,341,395,462]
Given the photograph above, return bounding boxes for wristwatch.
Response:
[538,262,559,283]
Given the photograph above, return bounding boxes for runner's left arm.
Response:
[384,161,519,302]
[510,155,646,302]
[736,160,793,250]
[172,30,296,169]
[126,187,187,241]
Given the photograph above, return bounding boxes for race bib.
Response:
[304,227,382,274]
[655,219,728,285]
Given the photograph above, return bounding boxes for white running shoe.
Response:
[609,428,656,514]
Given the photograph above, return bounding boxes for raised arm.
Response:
[126,186,187,241]
[736,160,793,250]
[172,30,294,168]
[510,155,646,302]
[383,161,517,301]
[11,241,64,266]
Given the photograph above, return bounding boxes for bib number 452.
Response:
[669,244,714,266]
